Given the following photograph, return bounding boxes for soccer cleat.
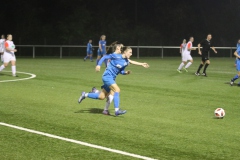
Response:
[115,109,127,116]
[92,87,97,93]
[13,74,18,77]
[177,69,182,73]
[84,58,86,61]
[102,110,110,115]
[202,73,207,77]
[78,92,86,103]
[230,80,234,86]
[183,67,188,72]
[195,72,200,76]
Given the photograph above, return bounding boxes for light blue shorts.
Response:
[97,49,106,56]
[102,75,115,88]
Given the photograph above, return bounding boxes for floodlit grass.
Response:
[0,57,240,160]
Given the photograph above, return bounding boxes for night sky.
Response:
[0,0,239,46]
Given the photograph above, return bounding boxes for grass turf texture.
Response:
[0,57,240,160]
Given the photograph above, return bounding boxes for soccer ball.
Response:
[214,108,225,118]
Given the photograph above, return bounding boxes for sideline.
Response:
[0,71,36,83]
[0,122,157,160]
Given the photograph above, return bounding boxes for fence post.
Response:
[230,47,232,58]
[137,46,139,59]
[60,46,62,59]
[33,46,35,58]
[161,46,163,58]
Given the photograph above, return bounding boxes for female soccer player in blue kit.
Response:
[96,35,107,66]
[84,39,93,62]
[230,40,240,86]
[78,43,149,116]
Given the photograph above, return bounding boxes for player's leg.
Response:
[11,60,17,77]
[196,57,205,75]
[78,89,106,103]
[84,53,89,61]
[89,53,93,62]
[0,53,10,72]
[0,53,3,63]
[202,59,210,76]
[96,49,102,65]
[109,83,126,116]
[184,55,193,72]
[103,52,107,67]
[177,54,186,73]
[230,60,240,86]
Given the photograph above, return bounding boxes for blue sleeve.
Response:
[120,70,126,75]
[87,43,90,50]
[97,54,112,66]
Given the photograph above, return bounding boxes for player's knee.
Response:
[98,94,106,100]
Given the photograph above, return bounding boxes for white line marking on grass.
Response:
[0,122,157,160]
[0,71,36,83]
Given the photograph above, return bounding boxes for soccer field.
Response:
[0,57,240,160]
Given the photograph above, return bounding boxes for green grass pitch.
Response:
[0,57,240,160]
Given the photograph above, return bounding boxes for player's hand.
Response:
[198,51,202,55]
[126,70,131,75]
[95,65,101,72]
[14,49,17,52]
[142,63,149,68]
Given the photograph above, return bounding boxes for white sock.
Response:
[12,66,16,75]
[178,62,185,70]
[104,95,113,111]
[0,64,5,71]
[185,62,192,69]
[1,55,3,62]
[115,108,119,112]
[84,93,89,97]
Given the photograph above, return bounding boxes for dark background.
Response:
[0,0,239,47]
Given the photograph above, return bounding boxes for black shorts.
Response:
[201,56,209,62]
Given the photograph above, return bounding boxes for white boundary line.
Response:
[0,71,36,83]
[0,122,157,160]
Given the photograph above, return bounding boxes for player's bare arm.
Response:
[234,51,240,58]
[128,59,149,68]
[198,44,201,55]
[211,47,217,53]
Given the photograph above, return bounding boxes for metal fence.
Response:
[15,45,236,58]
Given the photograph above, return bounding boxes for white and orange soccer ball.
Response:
[214,108,225,118]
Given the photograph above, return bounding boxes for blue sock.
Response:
[90,56,92,60]
[96,59,99,65]
[104,59,108,67]
[84,56,88,59]
[232,74,239,82]
[87,93,99,99]
[113,92,120,108]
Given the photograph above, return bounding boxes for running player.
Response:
[84,39,93,62]
[0,35,5,63]
[78,43,149,116]
[195,34,217,76]
[177,37,196,73]
[230,43,240,86]
[234,39,240,67]
[180,39,186,54]
[0,34,17,76]
[96,35,107,66]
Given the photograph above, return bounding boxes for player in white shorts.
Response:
[0,34,5,63]
[0,34,17,76]
[177,37,196,73]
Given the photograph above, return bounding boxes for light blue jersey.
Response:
[87,43,92,54]
[236,47,240,71]
[98,40,106,55]
[98,53,129,86]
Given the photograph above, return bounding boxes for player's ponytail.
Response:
[106,41,122,53]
